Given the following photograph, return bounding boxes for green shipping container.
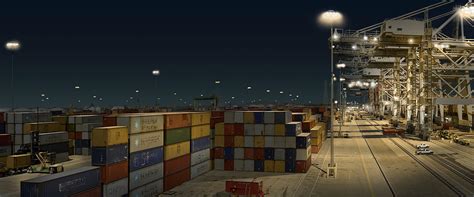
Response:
[165,127,190,145]
[67,124,76,132]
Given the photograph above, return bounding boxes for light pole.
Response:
[337,63,346,136]
[5,40,20,112]
[319,10,343,178]
[152,69,160,108]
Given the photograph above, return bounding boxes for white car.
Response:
[416,149,433,155]
[416,143,430,149]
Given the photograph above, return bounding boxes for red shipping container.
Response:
[68,132,75,140]
[100,160,128,184]
[165,154,190,176]
[311,145,320,153]
[165,113,191,129]
[224,124,235,136]
[71,186,101,197]
[224,136,234,147]
[103,116,117,127]
[224,160,234,171]
[254,148,264,160]
[225,180,263,196]
[210,117,224,129]
[0,134,11,146]
[0,112,4,124]
[75,132,82,140]
[214,148,224,159]
[233,124,244,136]
[210,148,215,160]
[296,157,312,173]
[244,148,254,160]
[211,111,225,117]
[164,168,190,191]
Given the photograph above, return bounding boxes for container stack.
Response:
[0,134,11,169]
[163,113,192,191]
[21,166,101,197]
[190,112,212,179]
[6,112,53,152]
[91,126,129,197]
[38,131,70,162]
[116,113,165,196]
[214,111,311,173]
[310,122,326,153]
[0,112,5,133]
[209,111,224,169]
[68,115,103,155]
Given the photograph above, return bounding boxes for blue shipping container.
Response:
[21,166,100,197]
[293,114,304,122]
[285,148,296,161]
[254,160,264,172]
[130,146,163,172]
[285,160,296,173]
[253,112,264,124]
[285,124,298,136]
[296,134,310,148]
[191,137,211,153]
[91,144,128,165]
[74,139,90,148]
[274,112,290,124]
[224,147,234,160]
[264,148,274,160]
[0,123,5,133]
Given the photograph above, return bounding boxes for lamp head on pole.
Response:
[152,69,160,76]
[318,10,344,27]
[5,40,21,51]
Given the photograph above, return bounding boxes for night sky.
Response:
[0,0,458,107]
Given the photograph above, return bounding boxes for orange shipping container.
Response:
[100,160,128,184]
[103,116,117,127]
[165,113,191,129]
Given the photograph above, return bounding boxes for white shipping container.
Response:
[234,148,244,159]
[130,179,163,197]
[23,135,31,144]
[224,111,234,123]
[244,136,254,148]
[7,124,14,134]
[274,137,285,148]
[103,178,128,197]
[39,131,68,145]
[286,137,296,148]
[234,111,244,123]
[214,159,224,170]
[0,146,11,157]
[129,162,164,190]
[191,148,210,166]
[234,159,244,171]
[7,112,51,124]
[296,146,312,160]
[244,124,254,136]
[244,160,254,171]
[264,112,275,124]
[129,131,164,153]
[81,148,89,155]
[264,124,274,136]
[81,132,90,140]
[191,160,211,179]
[254,124,264,135]
[264,136,274,148]
[274,149,285,160]
[15,124,23,134]
[117,114,164,134]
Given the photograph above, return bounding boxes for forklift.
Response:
[27,131,64,174]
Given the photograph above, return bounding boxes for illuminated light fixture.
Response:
[332,33,340,41]
[339,77,345,82]
[408,38,414,44]
[41,94,45,97]
[135,89,140,93]
[5,40,21,51]
[393,96,400,101]
[75,85,80,89]
[336,63,346,68]
[351,45,357,50]
[266,89,271,93]
[434,43,449,49]
[231,96,235,99]
[356,81,362,87]
[319,10,344,26]
[373,37,378,42]
[333,76,337,81]
[247,86,252,90]
[334,100,338,104]
[215,80,221,84]
[370,81,377,88]
[363,35,368,41]
[279,91,284,94]
[460,3,474,18]
[332,45,335,49]
[152,69,160,76]
[363,82,370,87]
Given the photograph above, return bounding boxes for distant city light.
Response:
[152,69,160,76]
[41,94,45,97]
[215,80,221,84]
[266,89,271,93]
[5,40,20,51]
[74,86,80,89]
[135,89,140,93]
[247,86,252,90]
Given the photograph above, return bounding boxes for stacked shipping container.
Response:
[190,112,212,179]
[68,115,103,155]
[214,111,311,173]
[0,134,11,169]
[6,112,53,152]
[209,111,225,170]
[310,122,326,153]
[116,113,165,196]
[0,112,5,133]
[91,126,129,197]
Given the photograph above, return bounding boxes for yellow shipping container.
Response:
[191,125,210,139]
[264,160,274,172]
[191,112,211,126]
[311,137,322,146]
[52,116,68,124]
[275,124,285,136]
[92,126,128,147]
[164,141,190,161]
[23,122,62,133]
[274,161,285,173]
[215,123,224,136]
[6,154,31,169]
[0,156,7,165]
[254,136,265,148]
[234,136,244,147]
[214,136,224,147]
[243,112,254,124]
